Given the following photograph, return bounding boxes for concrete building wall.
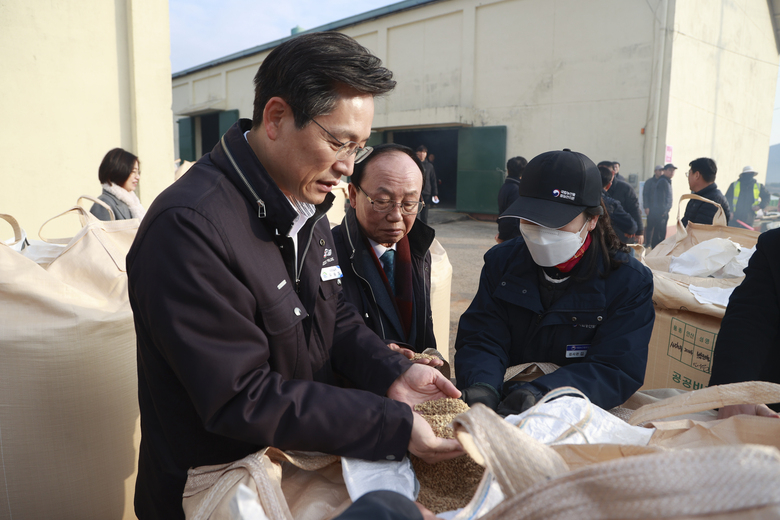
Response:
[664,0,779,209]
[0,0,174,239]
[171,0,779,211]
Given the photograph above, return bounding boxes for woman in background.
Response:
[90,148,145,221]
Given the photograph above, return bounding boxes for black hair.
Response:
[98,148,139,186]
[689,157,717,183]
[415,145,428,153]
[598,165,613,188]
[352,143,425,191]
[252,32,396,128]
[506,156,527,179]
[597,161,614,169]
[573,202,629,281]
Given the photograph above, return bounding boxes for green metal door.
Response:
[456,126,507,214]
[178,117,195,162]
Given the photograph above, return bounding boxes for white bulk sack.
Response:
[0,206,140,520]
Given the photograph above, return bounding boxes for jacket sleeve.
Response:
[709,231,780,385]
[663,182,673,213]
[90,202,113,221]
[429,165,438,198]
[622,186,643,234]
[528,262,655,409]
[454,249,514,394]
[129,208,413,461]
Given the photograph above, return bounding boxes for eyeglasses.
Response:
[355,185,424,215]
[294,106,373,163]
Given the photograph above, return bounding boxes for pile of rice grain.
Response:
[411,398,484,514]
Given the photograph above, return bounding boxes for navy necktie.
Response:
[380,249,396,295]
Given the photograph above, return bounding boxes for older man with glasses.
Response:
[333,143,439,360]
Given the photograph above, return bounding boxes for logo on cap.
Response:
[552,189,560,197]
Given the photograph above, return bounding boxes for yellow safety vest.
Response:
[732,181,761,209]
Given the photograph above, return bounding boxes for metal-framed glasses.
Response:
[299,111,373,163]
[355,185,424,215]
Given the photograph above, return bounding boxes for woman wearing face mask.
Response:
[454,150,654,415]
[89,148,146,221]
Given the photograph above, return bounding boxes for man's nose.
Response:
[386,204,403,221]
[333,157,353,177]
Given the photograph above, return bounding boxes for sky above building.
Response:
[170,0,780,145]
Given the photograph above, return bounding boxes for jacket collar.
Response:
[342,205,435,259]
[209,119,333,236]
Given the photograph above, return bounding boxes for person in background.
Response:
[495,156,528,242]
[332,143,437,356]
[708,227,780,419]
[643,166,663,247]
[90,148,146,221]
[681,157,731,226]
[599,165,637,243]
[725,166,771,229]
[647,163,675,248]
[127,32,461,520]
[455,149,654,416]
[603,160,643,244]
[416,145,438,224]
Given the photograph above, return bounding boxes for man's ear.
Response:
[348,183,358,209]
[262,97,290,141]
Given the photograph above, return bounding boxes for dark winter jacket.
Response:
[497,177,521,216]
[607,174,643,234]
[127,119,414,519]
[603,190,637,243]
[681,183,731,226]
[649,176,673,216]
[709,228,780,411]
[332,206,436,352]
[420,161,438,199]
[454,236,654,410]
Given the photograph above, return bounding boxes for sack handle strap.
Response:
[628,381,780,426]
[677,193,727,227]
[0,213,23,244]
[38,204,100,244]
[77,195,115,221]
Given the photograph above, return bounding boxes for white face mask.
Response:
[519,220,590,267]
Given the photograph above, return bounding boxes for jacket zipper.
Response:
[221,135,267,218]
[345,219,386,338]
[296,212,327,293]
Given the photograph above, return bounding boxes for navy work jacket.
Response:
[455,237,655,410]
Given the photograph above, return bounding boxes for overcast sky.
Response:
[170,0,780,145]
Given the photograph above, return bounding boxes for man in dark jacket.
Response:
[416,145,438,224]
[647,163,676,248]
[725,166,771,228]
[127,33,461,520]
[604,161,644,244]
[496,156,527,242]
[681,157,730,226]
[599,165,637,243]
[642,166,663,247]
[332,143,437,354]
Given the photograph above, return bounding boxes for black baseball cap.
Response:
[504,150,603,228]
[664,163,677,170]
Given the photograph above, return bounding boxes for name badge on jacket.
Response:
[321,266,343,281]
[566,344,589,358]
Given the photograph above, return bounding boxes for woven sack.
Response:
[0,203,140,520]
[452,401,780,520]
[183,448,350,520]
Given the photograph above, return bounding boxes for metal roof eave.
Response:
[172,0,442,79]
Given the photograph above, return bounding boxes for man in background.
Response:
[599,165,637,243]
[603,161,643,244]
[416,145,438,224]
[647,163,676,248]
[643,166,663,247]
[681,157,730,226]
[496,156,527,242]
[725,166,771,229]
